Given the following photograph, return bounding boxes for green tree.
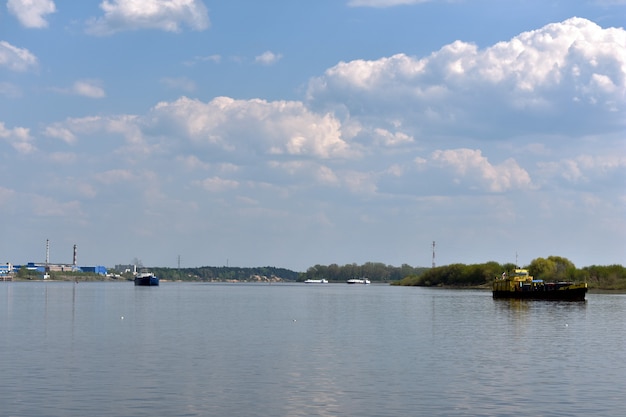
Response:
[17,266,29,279]
[528,257,557,280]
[528,256,575,281]
[581,264,626,290]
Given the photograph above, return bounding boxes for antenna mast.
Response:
[432,241,436,268]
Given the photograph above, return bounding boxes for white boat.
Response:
[304,279,328,284]
[346,278,370,284]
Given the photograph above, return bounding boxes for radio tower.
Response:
[432,241,436,268]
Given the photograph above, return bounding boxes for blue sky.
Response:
[1,0,625,271]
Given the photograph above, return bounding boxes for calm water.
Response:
[1,282,625,417]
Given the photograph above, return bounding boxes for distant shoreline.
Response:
[3,278,626,293]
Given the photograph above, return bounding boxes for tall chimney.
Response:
[46,239,50,265]
[73,244,77,266]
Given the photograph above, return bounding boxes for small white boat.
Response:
[304,279,328,284]
[346,278,370,284]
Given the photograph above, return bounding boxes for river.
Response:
[1,281,624,416]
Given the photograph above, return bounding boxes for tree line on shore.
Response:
[149,262,428,283]
[149,265,300,282]
[392,256,626,290]
[129,263,426,283]
[299,262,428,282]
[299,257,626,290]
[11,256,625,289]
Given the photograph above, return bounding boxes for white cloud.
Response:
[430,148,533,192]
[86,0,210,36]
[50,80,106,98]
[43,114,152,157]
[44,116,106,140]
[44,125,77,144]
[538,154,626,185]
[7,0,56,28]
[35,97,361,201]
[151,96,355,159]
[73,80,106,98]
[373,128,414,146]
[255,51,283,66]
[0,122,36,153]
[307,18,626,137]
[0,41,38,72]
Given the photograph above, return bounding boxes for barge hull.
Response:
[492,288,587,301]
[134,276,159,286]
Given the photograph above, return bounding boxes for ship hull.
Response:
[492,287,587,301]
[134,275,159,286]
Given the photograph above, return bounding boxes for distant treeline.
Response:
[149,266,300,282]
[392,256,626,290]
[298,262,429,283]
[149,262,429,283]
[148,258,626,289]
[13,257,624,289]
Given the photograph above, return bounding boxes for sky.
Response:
[1,0,625,271]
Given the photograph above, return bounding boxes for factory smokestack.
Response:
[46,239,50,265]
[73,244,77,266]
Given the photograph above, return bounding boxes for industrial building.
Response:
[0,263,13,280]
[2,240,108,279]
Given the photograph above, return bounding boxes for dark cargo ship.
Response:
[134,270,159,286]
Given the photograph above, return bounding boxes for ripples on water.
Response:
[1,282,624,416]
